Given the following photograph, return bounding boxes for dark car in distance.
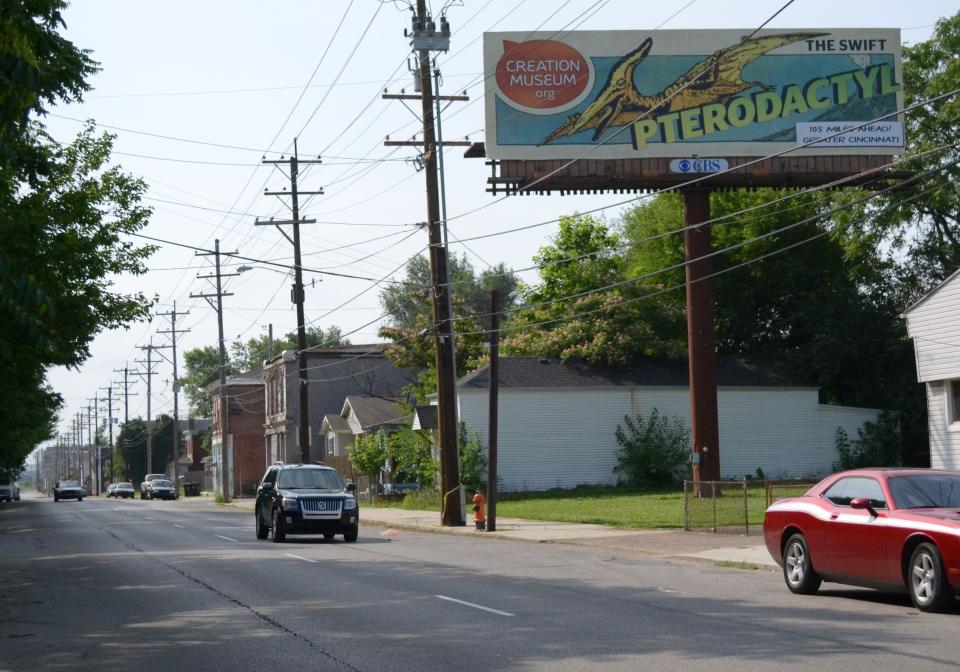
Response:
[148,479,177,500]
[255,463,358,543]
[54,480,83,502]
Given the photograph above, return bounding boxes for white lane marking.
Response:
[173,523,184,528]
[146,517,155,520]
[214,534,238,543]
[434,595,514,617]
[285,553,318,564]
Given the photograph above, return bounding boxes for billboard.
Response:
[483,29,903,160]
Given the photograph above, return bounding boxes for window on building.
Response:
[328,434,336,457]
[949,380,960,427]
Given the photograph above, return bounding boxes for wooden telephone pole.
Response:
[257,141,323,464]
[385,0,470,526]
[191,239,239,499]
[156,302,190,496]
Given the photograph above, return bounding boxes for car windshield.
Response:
[60,481,80,487]
[888,474,960,509]
[153,480,172,487]
[277,468,342,490]
[117,483,132,488]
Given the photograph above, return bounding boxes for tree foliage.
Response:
[0,1,155,471]
[229,324,350,372]
[503,214,685,366]
[181,346,233,418]
[380,253,519,330]
[114,415,174,485]
[833,411,903,471]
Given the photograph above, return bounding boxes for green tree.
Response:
[0,2,155,472]
[181,346,235,417]
[348,431,389,481]
[380,253,519,330]
[504,214,685,366]
[865,12,960,288]
[229,325,350,372]
[115,415,174,485]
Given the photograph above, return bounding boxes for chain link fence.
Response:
[682,480,817,533]
[764,481,816,508]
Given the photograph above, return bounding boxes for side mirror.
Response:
[850,497,879,517]
[260,482,274,492]
[346,482,357,493]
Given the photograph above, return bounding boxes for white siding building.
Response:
[903,270,960,470]
[449,357,879,491]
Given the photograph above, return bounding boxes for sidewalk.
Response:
[179,495,778,570]
[358,507,778,570]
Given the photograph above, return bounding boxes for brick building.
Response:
[207,369,266,498]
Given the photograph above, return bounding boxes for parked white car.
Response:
[0,476,21,502]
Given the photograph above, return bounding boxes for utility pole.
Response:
[191,239,239,499]
[487,289,500,533]
[85,405,93,488]
[135,338,169,476]
[683,190,721,488]
[75,411,83,481]
[384,0,464,525]
[157,301,190,496]
[112,366,139,480]
[99,385,117,484]
[89,394,99,494]
[257,141,322,464]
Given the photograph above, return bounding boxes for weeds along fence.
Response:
[682,480,817,533]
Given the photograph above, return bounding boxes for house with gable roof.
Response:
[320,395,408,480]
[903,269,960,470]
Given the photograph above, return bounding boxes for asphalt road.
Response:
[3,492,960,672]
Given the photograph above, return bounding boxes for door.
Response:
[821,477,892,582]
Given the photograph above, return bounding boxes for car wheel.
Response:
[323,532,335,540]
[783,533,821,595]
[343,526,358,543]
[255,507,269,540]
[271,508,286,543]
[908,542,954,612]
[54,495,59,502]
[77,497,83,502]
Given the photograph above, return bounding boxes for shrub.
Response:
[458,422,487,493]
[613,409,689,487]
[833,410,902,470]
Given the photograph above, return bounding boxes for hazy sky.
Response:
[40,0,955,444]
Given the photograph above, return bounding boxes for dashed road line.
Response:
[285,553,318,564]
[434,595,514,617]
[173,523,185,528]
[214,534,238,543]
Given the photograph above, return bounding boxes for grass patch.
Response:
[363,484,773,529]
[714,560,760,570]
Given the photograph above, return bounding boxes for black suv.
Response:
[255,463,359,543]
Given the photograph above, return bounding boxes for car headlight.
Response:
[342,496,357,510]
[281,497,299,510]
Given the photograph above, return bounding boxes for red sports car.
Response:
[764,468,960,612]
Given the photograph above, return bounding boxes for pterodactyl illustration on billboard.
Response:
[539,32,827,145]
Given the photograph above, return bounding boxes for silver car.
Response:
[0,477,19,502]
